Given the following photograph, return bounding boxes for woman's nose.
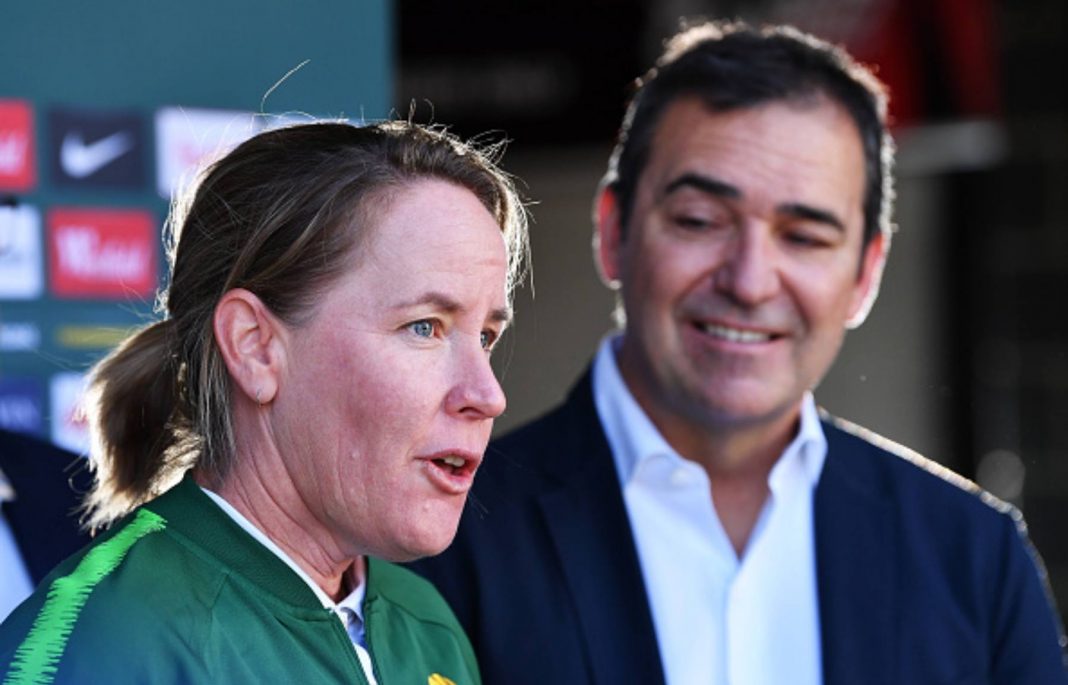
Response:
[446,341,507,420]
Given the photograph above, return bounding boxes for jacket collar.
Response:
[536,370,668,685]
[537,372,900,685]
[146,473,325,610]
[815,417,897,685]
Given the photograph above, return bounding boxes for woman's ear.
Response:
[213,289,284,406]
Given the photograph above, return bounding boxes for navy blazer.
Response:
[0,430,91,585]
[411,370,1067,684]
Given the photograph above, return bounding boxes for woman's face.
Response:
[274,178,510,562]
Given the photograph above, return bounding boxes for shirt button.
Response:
[670,467,693,487]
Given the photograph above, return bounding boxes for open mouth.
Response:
[423,451,482,494]
[431,454,471,476]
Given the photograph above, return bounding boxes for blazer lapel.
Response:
[815,420,897,685]
[537,374,666,685]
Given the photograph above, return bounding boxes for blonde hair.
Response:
[82,121,528,530]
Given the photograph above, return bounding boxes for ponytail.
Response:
[81,319,194,530]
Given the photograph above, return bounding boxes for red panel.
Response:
[0,100,36,192]
[47,208,157,299]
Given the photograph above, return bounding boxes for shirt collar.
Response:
[592,334,826,490]
[771,392,827,492]
[593,335,677,487]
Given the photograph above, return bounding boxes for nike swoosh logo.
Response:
[60,131,134,178]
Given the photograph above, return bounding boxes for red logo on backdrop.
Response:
[47,208,157,299]
[0,100,35,191]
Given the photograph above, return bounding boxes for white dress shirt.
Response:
[1,467,34,622]
[201,488,378,685]
[593,336,826,685]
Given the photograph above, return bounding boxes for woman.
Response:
[0,121,527,684]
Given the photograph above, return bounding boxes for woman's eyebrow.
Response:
[391,292,513,325]
[393,292,462,313]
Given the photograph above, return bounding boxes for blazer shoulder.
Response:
[821,413,1019,525]
[819,415,1068,684]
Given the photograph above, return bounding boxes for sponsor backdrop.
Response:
[0,1,391,452]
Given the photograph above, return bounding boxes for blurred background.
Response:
[2,0,1065,618]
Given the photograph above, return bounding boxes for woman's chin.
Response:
[383,519,463,563]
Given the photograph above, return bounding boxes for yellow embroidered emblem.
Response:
[428,674,457,685]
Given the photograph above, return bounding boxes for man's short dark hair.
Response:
[602,21,894,249]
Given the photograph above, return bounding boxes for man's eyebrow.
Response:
[664,173,846,232]
[777,203,845,231]
[663,173,741,199]
[392,292,513,325]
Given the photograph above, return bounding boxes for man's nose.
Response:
[713,224,781,306]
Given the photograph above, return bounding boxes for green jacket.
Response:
[0,475,481,685]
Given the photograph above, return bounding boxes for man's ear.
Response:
[213,289,284,405]
[593,185,625,289]
[847,230,890,329]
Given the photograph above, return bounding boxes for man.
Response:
[410,21,1067,685]
[0,428,90,620]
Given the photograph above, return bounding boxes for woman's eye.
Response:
[480,330,497,350]
[410,320,435,338]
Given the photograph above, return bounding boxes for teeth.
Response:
[700,323,771,343]
[440,455,466,468]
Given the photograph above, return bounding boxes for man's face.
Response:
[598,96,885,452]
